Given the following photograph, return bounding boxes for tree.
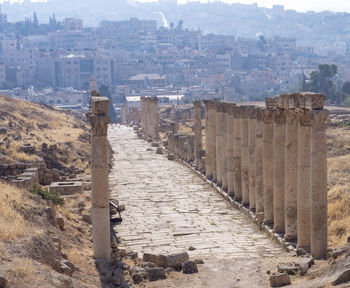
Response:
[178,19,183,30]
[170,22,174,30]
[33,12,39,26]
[305,64,338,103]
[342,81,350,95]
[99,85,118,123]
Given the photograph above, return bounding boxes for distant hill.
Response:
[4,0,350,46]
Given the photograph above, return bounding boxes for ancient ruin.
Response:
[130,92,329,259]
[87,96,111,260]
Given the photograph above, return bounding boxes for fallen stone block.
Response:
[330,246,350,259]
[182,261,198,274]
[278,263,298,275]
[158,252,189,269]
[156,147,163,154]
[167,154,175,161]
[332,269,350,286]
[270,273,291,287]
[142,253,158,264]
[147,268,166,281]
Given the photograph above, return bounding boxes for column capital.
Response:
[263,108,274,123]
[311,110,329,130]
[286,108,298,125]
[241,106,252,118]
[88,114,110,135]
[274,108,287,124]
[255,107,265,121]
[216,102,226,113]
[299,109,312,126]
[233,106,241,119]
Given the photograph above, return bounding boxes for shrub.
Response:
[28,184,64,206]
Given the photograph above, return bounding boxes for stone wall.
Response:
[165,92,329,259]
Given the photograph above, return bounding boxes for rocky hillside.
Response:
[0,95,90,177]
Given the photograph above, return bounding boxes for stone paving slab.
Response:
[108,125,285,260]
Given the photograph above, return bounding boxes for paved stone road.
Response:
[109,125,294,287]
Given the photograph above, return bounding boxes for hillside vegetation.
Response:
[0,95,90,172]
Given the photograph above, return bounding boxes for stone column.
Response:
[216,102,224,187]
[297,108,312,250]
[263,99,275,225]
[249,108,257,210]
[273,108,286,233]
[310,109,329,259]
[211,101,217,182]
[153,97,159,139]
[194,101,203,169]
[204,100,212,179]
[241,107,250,206]
[226,103,235,196]
[285,107,299,241]
[141,97,145,132]
[121,102,128,125]
[233,107,242,201]
[222,103,228,191]
[87,97,111,260]
[255,108,264,219]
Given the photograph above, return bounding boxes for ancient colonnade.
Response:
[140,97,159,139]
[168,93,328,259]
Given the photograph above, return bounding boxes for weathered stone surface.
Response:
[132,273,143,284]
[269,273,291,287]
[332,269,350,286]
[167,154,176,160]
[330,246,350,259]
[82,214,92,224]
[158,252,189,269]
[156,147,163,154]
[182,261,198,274]
[277,263,298,275]
[147,268,166,281]
[142,253,158,264]
[109,125,286,282]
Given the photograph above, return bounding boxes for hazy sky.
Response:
[4,0,350,13]
[136,0,350,13]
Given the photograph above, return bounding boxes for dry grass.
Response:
[0,94,90,170]
[327,126,350,247]
[5,258,36,286]
[64,247,97,277]
[0,182,29,241]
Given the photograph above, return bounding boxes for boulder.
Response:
[269,273,291,287]
[82,214,92,224]
[132,273,143,284]
[156,147,163,155]
[56,216,65,230]
[182,261,198,274]
[147,268,166,281]
[277,263,298,275]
